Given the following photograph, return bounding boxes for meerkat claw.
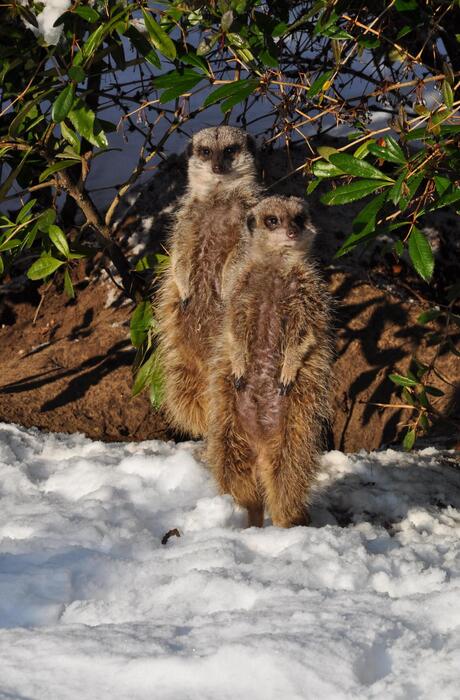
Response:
[179,297,190,311]
[233,375,246,391]
[279,381,294,396]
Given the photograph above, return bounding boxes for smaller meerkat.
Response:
[207,196,334,528]
[156,126,260,438]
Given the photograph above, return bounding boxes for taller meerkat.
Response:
[207,196,334,528]
[156,126,259,437]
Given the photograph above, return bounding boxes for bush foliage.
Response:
[1,0,459,445]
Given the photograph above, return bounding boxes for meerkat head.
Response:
[246,196,317,254]
[186,126,256,198]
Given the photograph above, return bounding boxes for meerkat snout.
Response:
[246,196,317,252]
[187,126,257,199]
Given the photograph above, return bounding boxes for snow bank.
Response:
[0,423,459,699]
[20,0,71,45]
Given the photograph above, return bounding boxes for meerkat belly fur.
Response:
[207,196,334,528]
[156,126,260,438]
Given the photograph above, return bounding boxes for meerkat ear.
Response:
[246,134,256,156]
[246,214,256,232]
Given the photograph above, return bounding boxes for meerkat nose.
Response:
[287,228,298,239]
[212,161,224,174]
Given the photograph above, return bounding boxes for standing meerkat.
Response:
[207,196,334,528]
[156,126,260,438]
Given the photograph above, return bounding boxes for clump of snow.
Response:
[0,422,459,699]
[20,0,71,45]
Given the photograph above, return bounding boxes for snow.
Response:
[0,423,459,699]
[20,0,71,45]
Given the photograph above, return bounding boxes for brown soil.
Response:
[0,144,459,450]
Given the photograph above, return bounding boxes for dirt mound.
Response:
[0,145,458,450]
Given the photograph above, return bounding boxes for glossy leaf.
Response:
[308,69,334,97]
[141,9,176,60]
[130,301,153,348]
[48,225,70,259]
[389,373,418,387]
[64,268,75,298]
[73,6,99,22]
[335,192,387,256]
[321,179,391,205]
[125,25,161,68]
[204,79,258,108]
[408,228,434,282]
[403,428,416,451]
[27,256,64,280]
[38,160,79,183]
[312,160,343,177]
[329,153,393,181]
[68,99,108,148]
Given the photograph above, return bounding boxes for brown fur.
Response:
[155,127,260,437]
[207,196,334,527]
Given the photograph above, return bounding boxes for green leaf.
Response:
[61,122,81,152]
[141,9,176,60]
[73,6,99,22]
[0,147,31,200]
[388,172,407,205]
[0,239,21,252]
[203,79,258,108]
[68,99,108,148]
[417,309,441,324]
[0,255,3,276]
[27,256,64,280]
[64,268,75,298]
[82,24,106,59]
[408,228,434,282]
[433,175,451,196]
[68,65,86,83]
[8,92,49,137]
[400,173,423,211]
[403,428,416,451]
[442,80,454,109]
[389,373,418,387]
[37,208,56,233]
[132,349,164,405]
[308,69,334,97]
[154,68,201,88]
[312,160,343,177]
[329,153,393,181]
[130,301,153,348]
[156,71,204,103]
[17,198,37,223]
[48,224,70,259]
[125,25,161,68]
[368,136,406,164]
[196,33,219,56]
[335,192,387,256]
[38,159,78,183]
[425,385,444,397]
[321,179,391,206]
[221,84,256,112]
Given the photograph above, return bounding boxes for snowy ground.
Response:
[0,423,459,699]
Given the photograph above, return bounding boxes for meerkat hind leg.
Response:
[247,503,264,528]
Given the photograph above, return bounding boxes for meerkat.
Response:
[155,126,260,438]
[207,196,334,528]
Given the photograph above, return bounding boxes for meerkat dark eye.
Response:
[293,214,306,228]
[224,145,239,156]
[200,147,211,157]
[264,216,279,229]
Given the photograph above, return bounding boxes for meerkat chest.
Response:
[190,200,245,291]
[242,266,291,363]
